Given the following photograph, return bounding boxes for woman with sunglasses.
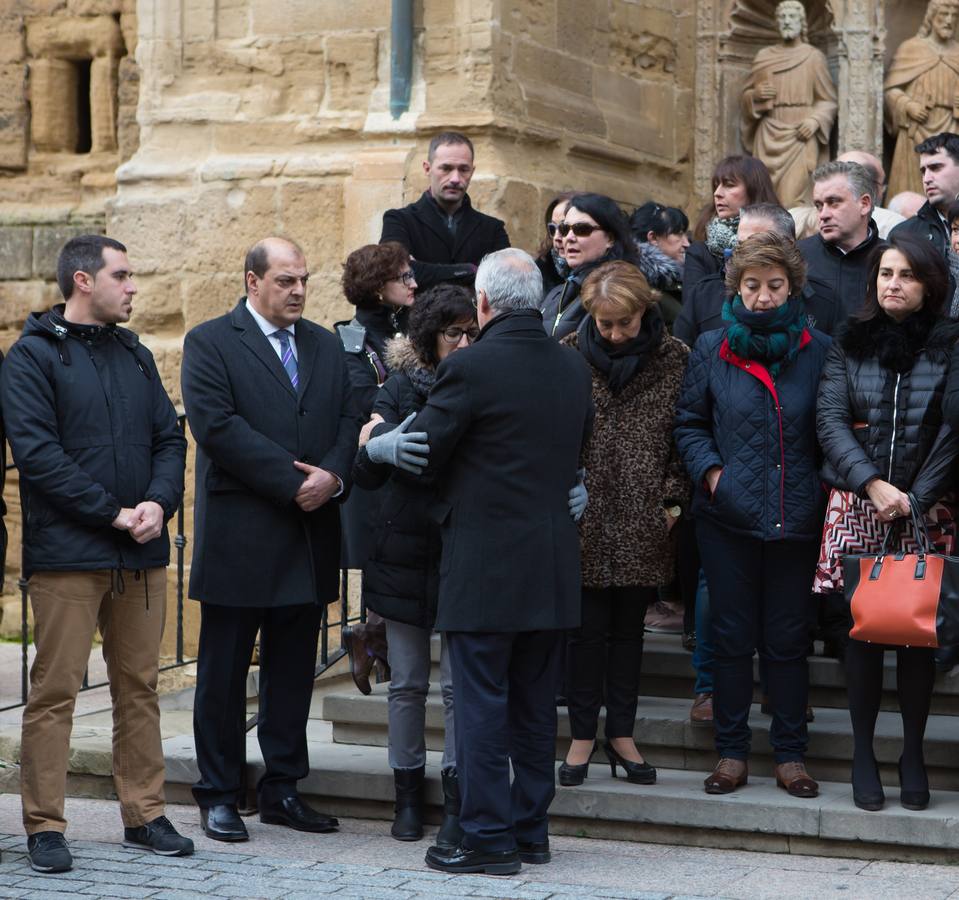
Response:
[685,156,779,300]
[629,202,690,331]
[541,193,639,340]
[535,192,578,295]
[558,260,690,788]
[353,284,478,845]
[338,242,419,690]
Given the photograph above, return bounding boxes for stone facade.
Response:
[0,0,939,654]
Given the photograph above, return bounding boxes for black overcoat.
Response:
[181,300,359,608]
[380,191,510,291]
[408,309,593,632]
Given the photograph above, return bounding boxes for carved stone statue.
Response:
[740,1,838,207]
[885,0,959,197]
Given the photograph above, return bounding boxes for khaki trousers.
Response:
[21,568,167,834]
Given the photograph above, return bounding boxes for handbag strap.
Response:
[908,492,932,556]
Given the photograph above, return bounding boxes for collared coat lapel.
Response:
[231,302,298,399]
[294,319,318,398]
[413,193,455,253]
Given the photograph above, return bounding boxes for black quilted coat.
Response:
[351,337,441,628]
[817,310,959,512]
[674,325,831,541]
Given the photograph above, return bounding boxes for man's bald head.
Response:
[244,237,305,287]
[838,150,886,195]
[244,237,309,328]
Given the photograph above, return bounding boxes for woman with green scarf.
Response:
[675,233,831,799]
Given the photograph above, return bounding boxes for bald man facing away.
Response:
[181,237,359,842]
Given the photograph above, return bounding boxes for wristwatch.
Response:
[665,505,682,519]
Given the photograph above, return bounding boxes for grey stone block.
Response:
[10,873,95,891]
[334,888,414,900]
[78,885,158,898]
[0,225,32,279]
[333,872,410,888]
[144,875,218,893]
[32,225,100,279]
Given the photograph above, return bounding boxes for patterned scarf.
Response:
[705,215,740,261]
[551,247,570,280]
[722,295,805,379]
[407,365,437,400]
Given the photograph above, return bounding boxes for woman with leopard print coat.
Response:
[558,260,691,789]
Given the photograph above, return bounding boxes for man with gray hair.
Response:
[366,248,593,875]
[799,160,882,316]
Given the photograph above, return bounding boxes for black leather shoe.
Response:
[425,841,521,875]
[604,742,656,785]
[558,741,598,787]
[517,839,550,864]
[200,805,248,842]
[259,795,338,833]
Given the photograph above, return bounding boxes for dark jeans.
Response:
[446,629,562,853]
[566,585,655,740]
[696,519,818,763]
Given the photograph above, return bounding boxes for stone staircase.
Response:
[313,633,959,860]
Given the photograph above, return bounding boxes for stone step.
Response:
[322,688,959,791]
[161,733,959,860]
[423,633,959,713]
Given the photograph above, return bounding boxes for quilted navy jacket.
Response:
[675,326,831,541]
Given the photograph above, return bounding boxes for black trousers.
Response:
[566,585,655,740]
[192,602,322,808]
[697,519,817,763]
[446,630,562,853]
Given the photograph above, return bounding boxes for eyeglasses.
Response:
[395,270,416,286]
[440,325,480,343]
[547,222,560,237]
[558,222,604,238]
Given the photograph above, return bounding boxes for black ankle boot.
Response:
[436,768,463,849]
[391,766,425,841]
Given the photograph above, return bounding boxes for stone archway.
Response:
[693,0,885,202]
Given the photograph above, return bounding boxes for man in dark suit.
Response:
[368,248,592,875]
[380,131,510,291]
[181,237,358,842]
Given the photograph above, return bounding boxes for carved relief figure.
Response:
[741,1,838,207]
[885,0,959,197]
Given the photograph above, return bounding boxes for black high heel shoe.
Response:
[604,741,656,785]
[851,757,885,811]
[558,741,597,787]
[898,757,930,811]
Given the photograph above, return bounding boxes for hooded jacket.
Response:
[817,311,959,511]
[0,307,186,578]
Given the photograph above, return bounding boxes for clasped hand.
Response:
[366,413,430,474]
[293,461,340,512]
[111,500,165,544]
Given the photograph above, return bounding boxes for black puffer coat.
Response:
[352,337,441,628]
[675,324,831,541]
[817,311,959,511]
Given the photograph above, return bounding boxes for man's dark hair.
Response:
[408,284,476,368]
[56,234,127,300]
[427,131,474,162]
[243,237,304,290]
[566,193,640,267]
[860,233,950,320]
[915,132,959,165]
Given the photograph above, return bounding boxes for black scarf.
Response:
[578,307,664,394]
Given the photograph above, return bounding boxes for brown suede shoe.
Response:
[775,761,819,798]
[704,758,748,794]
[690,692,713,725]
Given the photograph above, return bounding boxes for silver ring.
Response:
[890,511,898,518]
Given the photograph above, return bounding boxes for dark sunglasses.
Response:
[440,326,480,343]
[547,222,560,236]
[558,222,604,238]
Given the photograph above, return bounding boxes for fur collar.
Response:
[636,241,682,290]
[839,310,959,371]
[384,334,425,375]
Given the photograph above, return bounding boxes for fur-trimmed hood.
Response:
[839,310,959,372]
[384,334,425,375]
[636,241,682,291]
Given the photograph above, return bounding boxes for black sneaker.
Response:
[122,815,195,856]
[27,831,72,873]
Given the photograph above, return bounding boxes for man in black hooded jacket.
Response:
[0,235,189,874]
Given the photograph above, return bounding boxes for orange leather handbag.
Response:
[842,495,959,648]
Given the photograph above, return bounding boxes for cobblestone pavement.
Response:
[3,798,959,899]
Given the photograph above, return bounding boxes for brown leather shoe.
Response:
[343,625,376,695]
[690,692,713,725]
[775,761,819,798]
[704,758,748,794]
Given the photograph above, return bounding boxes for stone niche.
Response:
[694,0,885,202]
[26,15,125,155]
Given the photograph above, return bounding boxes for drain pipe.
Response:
[390,0,413,119]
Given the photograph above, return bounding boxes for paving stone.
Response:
[389,869,454,882]
[396,879,473,894]
[334,887,415,900]
[10,873,97,891]
[316,861,386,875]
[78,886,159,898]
[151,892,213,900]
[143,875,217,893]
[333,872,411,888]
[202,875,296,898]
[464,884,552,899]
[10,892,85,900]
[190,859,276,877]
[131,863,212,880]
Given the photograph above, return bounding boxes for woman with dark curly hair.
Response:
[338,242,418,691]
[675,232,830,799]
[541,193,639,340]
[352,284,478,845]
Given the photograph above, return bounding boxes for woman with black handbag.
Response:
[816,233,959,812]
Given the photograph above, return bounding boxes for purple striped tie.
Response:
[275,330,298,389]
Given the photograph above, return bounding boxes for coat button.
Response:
[299,408,307,416]
[774,522,782,528]
[776,463,782,470]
